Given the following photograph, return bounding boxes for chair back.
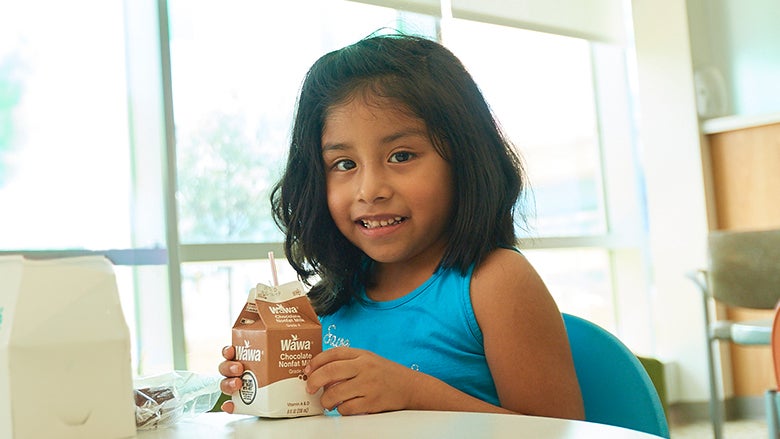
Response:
[707,229,780,309]
[563,313,669,438]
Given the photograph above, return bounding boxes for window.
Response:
[1,0,651,375]
[446,21,606,237]
[0,0,165,373]
[0,1,134,250]
[443,18,648,340]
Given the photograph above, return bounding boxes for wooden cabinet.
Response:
[704,115,780,396]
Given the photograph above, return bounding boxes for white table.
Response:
[136,411,664,438]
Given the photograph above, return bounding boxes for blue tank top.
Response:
[318,265,500,406]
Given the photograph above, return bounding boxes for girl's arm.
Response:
[302,248,584,418]
[303,347,517,415]
[469,248,584,419]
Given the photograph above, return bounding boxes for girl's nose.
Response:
[357,168,391,203]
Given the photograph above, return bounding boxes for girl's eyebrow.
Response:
[380,127,427,145]
[321,127,428,152]
[321,142,347,152]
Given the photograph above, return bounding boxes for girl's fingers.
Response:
[331,397,370,416]
[220,400,235,414]
[218,360,243,378]
[319,381,363,411]
[222,345,235,360]
[305,358,359,395]
[304,346,356,375]
[220,377,243,395]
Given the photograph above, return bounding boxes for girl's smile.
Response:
[321,95,454,275]
[356,215,408,239]
[358,215,406,229]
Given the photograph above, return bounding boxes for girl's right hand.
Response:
[218,345,244,414]
[303,346,417,415]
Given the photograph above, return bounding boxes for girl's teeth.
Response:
[362,217,404,229]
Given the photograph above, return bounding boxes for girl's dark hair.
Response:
[271,33,527,315]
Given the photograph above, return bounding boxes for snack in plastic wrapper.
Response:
[133,370,222,430]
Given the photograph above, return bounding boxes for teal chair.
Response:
[563,313,670,438]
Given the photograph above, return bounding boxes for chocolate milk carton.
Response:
[231,280,323,417]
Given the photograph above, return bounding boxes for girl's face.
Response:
[321,96,454,270]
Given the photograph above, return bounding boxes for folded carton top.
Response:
[233,280,319,330]
[253,280,306,304]
[0,255,129,345]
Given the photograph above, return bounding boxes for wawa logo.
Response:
[235,340,263,362]
[281,334,311,351]
[269,303,298,315]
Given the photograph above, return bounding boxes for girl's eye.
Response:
[389,151,413,163]
[334,159,356,171]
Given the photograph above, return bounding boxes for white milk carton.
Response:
[0,255,136,439]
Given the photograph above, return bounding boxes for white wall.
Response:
[687,0,780,118]
[630,0,711,403]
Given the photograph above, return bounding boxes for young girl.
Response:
[219,33,584,420]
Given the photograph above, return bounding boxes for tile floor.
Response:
[669,418,768,439]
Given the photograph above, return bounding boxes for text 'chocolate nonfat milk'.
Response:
[231,280,323,417]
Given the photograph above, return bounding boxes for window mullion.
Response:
[156,0,187,370]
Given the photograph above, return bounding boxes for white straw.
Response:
[268,251,279,286]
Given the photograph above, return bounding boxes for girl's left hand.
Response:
[304,347,416,415]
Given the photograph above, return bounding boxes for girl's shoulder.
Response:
[470,247,556,315]
[471,247,533,289]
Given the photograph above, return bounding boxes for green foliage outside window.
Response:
[176,110,284,243]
